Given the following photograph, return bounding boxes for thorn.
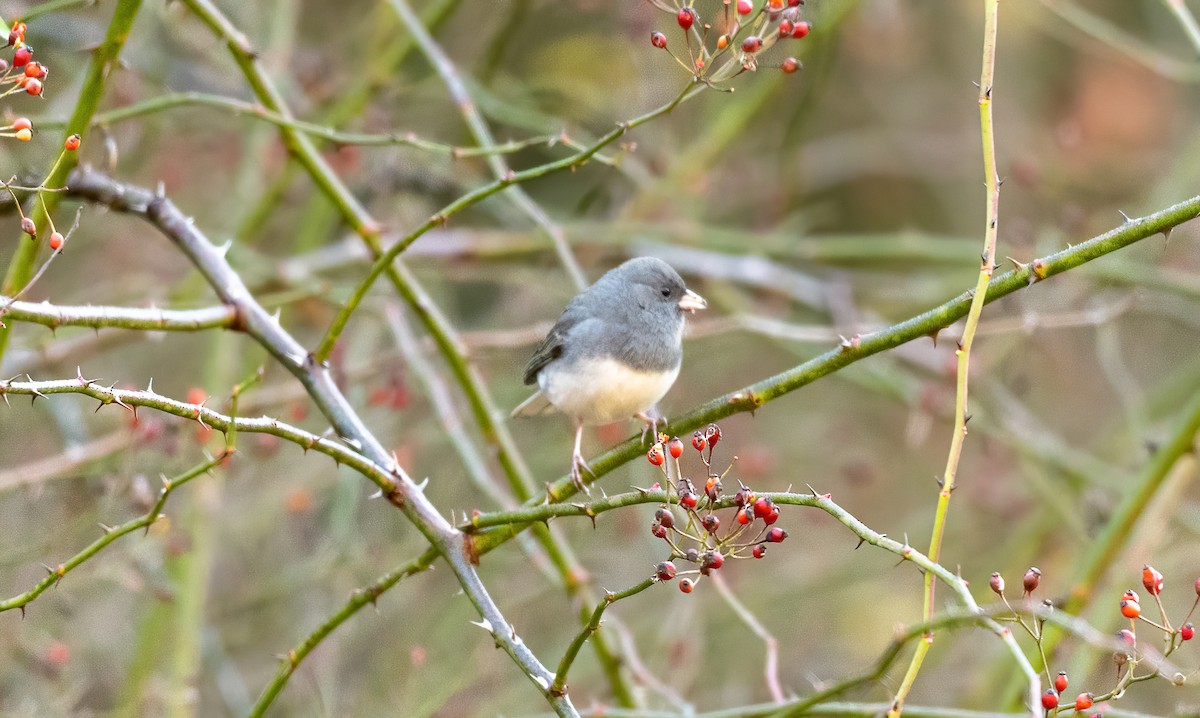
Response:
[368,489,383,499]
[98,523,113,534]
[1162,227,1173,243]
[963,413,973,425]
[928,328,940,347]
[415,477,429,492]
[855,536,867,550]
[1117,209,1133,224]
[935,476,944,488]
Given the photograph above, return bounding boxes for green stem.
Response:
[890,4,1003,715]
[179,0,379,240]
[0,453,224,613]
[552,578,657,696]
[1054,389,1200,623]
[1162,0,1200,57]
[16,0,97,22]
[247,548,439,717]
[34,91,572,155]
[0,0,143,365]
[388,0,587,290]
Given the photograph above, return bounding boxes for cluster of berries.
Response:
[0,20,81,248]
[648,0,812,81]
[990,564,1197,716]
[646,424,789,594]
[0,22,48,99]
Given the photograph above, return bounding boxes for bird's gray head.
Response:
[598,257,707,322]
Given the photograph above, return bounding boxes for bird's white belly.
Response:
[539,357,680,425]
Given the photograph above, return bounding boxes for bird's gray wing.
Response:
[520,294,605,385]
[521,324,568,385]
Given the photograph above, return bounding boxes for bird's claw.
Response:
[571,451,593,495]
[636,412,666,445]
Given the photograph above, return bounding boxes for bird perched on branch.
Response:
[512,257,706,492]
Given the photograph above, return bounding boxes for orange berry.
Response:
[1119,599,1141,619]
[24,77,42,95]
[12,117,31,131]
[1074,693,1093,711]
[48,231,63,250]
[64,134,80,151]
[15,128,31,141]
[781,57,800,73]
[24,61,44,78]
[647,444,665,466]
[717,35,728,50]
[1142,565,1163,595]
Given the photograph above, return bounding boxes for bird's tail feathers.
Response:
[510,390,558,418]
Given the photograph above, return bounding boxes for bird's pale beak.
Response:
[678,289,707,313]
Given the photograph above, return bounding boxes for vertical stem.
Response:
[888,2,1002,716]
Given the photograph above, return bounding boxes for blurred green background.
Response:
[1,0,1199,716]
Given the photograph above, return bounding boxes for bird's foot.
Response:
[570,450,593,495]
[635,412,666,445]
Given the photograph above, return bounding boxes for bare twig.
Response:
[0,298,236,332]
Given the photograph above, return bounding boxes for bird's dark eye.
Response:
[661,287,672,297]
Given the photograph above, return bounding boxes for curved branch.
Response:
[61,165,574,716]
[0,376,397,491]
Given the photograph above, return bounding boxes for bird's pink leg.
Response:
[635,410,666,444]
[570,422,593,494]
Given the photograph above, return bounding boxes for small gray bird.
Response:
[512,257,706,491]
